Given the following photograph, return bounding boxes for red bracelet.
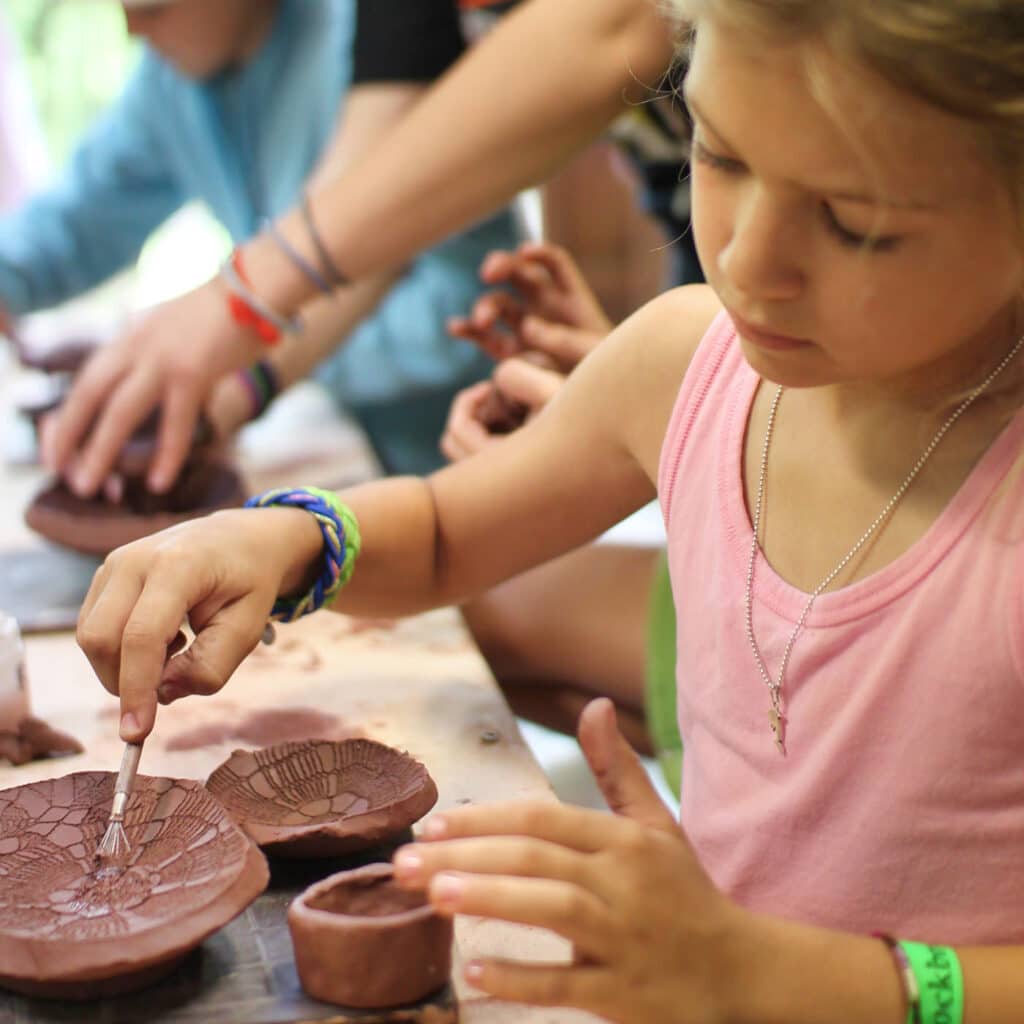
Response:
[222,248,298,346]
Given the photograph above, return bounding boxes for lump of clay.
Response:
[24,413,245,556]
[0,716,83,766]
[0,771,268,999]
[288,862,453,1008]
[206,739,438,858]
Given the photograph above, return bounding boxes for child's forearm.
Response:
[733,913,1023,1024]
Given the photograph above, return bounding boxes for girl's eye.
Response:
[822,203,901,253]
[691,139,744,174]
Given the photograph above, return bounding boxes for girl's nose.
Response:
[717,185,804,304]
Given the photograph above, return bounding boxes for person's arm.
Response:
[0,54,183,315]
[77,285,717,741]
[248,0,679,307]
[394,697,1024,1023]
[45,0,679,496]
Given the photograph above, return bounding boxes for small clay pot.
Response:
[288,863,452,1008]
[206,739,439,858]
[13,336,100,375]
[0,771,268,999]
[24,460,246,556]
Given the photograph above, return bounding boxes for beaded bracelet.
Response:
[244,486,360,623]
[221,248,302,345]
[237,359,281,420]
[263,218,334,296]
[874,934,922,1024]
[301,191,349,288]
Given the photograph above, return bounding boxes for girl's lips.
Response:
[730,312,813,351]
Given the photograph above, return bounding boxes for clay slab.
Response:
[206,739,438,858]
[24,461,246,556]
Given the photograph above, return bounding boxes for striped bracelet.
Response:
[237,359,281,420]
[244,486,360,622]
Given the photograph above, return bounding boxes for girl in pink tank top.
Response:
[74,1,1024,1020]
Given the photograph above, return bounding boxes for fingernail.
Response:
[392,849,423,880]
[421,817,447,839]
[147,472,169,494]
[120,712,140,738]
[70,469,92,497]
[464,960,484,983]
[432,873,464,907]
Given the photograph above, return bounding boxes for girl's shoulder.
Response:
[596,284,722,477]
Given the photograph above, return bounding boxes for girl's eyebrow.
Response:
[683,84,937,212]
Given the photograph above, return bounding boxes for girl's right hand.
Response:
[76,506,323,743]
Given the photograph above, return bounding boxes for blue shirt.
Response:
[0,0,517,406]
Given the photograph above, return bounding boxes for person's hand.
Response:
[40,277,264,498]
[391,698,751,1022]
[441,354,566,461]
[76,506,322,743]
[448,241,613,369]
[205,369,259,443]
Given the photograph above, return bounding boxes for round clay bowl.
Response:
[206,739,439,859]
[288,863,452,1008]
[0,771,268,999]
[23,461,246,556]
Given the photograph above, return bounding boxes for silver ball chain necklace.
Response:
[745,331,1024,755]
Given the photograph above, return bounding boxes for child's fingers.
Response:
[160,592,268,698]
[478,249,519,284]
[462,958,612,1015]
[77,561,145,698]
[416,799,619,854]
[116,576,194,742]
[517,241,583,293]
[394,834,587,889]
[577,698,679,835]
[470,290,525,333]
[427,872,613,960]
[521,316,604,366]
[441,382,497,461]
[492,358,564,414]
[149,377,203,493]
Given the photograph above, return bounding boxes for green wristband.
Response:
[900,942,964,1024]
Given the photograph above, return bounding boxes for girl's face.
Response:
[687,17,1024,395]
[122,0,276,79]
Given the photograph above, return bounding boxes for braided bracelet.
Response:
[237,359,281,420]
[244,486,361,622]
[301,191,349,288]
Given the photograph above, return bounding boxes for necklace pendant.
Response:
[768,708,786,755]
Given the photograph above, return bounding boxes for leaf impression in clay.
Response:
[206,739,439,858]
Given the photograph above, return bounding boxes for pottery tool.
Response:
[96,740,142,861]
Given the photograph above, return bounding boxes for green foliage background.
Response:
[6,0,137,163]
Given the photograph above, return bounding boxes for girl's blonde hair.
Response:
[675,1,1024,226]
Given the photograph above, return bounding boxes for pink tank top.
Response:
[658,312,1024,943]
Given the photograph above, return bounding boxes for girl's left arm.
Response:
[394,697,1022,1024]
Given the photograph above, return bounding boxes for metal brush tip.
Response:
[96,819,130,862]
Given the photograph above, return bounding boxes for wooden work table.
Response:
[0,353,602,1024]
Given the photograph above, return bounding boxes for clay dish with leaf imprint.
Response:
[206,739,439,859]
[0,771,268,1000]
[288,862,453,1008]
